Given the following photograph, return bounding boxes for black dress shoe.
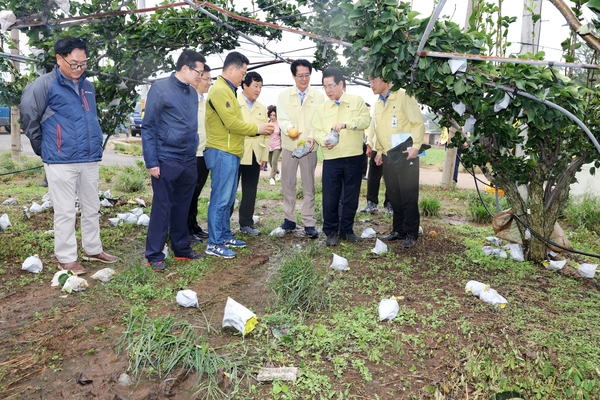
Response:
[339,232,363,242]
[326,232,338,246]
[189,234,203,244]
[193,227,209,239]
[378,231,405,241]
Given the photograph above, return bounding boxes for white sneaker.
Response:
[269,178,275,186]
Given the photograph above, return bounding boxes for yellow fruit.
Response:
[288,127,299,138]
[428,230,437,238]
[297,140,306,147]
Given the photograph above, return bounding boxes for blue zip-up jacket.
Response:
[141,73,199,169]
[20,65,104,164]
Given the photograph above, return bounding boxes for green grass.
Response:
[112,142,143,156]
[564,193,600,234]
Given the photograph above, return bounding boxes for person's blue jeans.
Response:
[204,148,240,245]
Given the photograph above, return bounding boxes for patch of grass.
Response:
[419,197,441,217]
[564,193,600,234]
[113,142,143,156]
[114,161,148,193]
[421,146,446,165]
[0,152,44,182]
[116,312,234,394]
[467,191,509,223]
[269,246,330,314]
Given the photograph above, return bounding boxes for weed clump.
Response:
[270,250,330,314]
[114,161,148,193]
[564,193,600,234]
[467,191,508,223]
[419,197,441,217]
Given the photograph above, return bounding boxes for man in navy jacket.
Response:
[142,49,207,271]
[21,37,118,275]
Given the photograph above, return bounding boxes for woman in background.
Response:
[267,105,281,186]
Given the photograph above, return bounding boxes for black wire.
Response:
[464,153,600,259]
[0,165,43,177]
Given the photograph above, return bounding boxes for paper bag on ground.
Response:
[361,228,376,239]
[176,289,199,307]
[222,297,258,335]
[578,263,597,278]
[0,213,11,230]
[378,298,399,321]
[371,239,388,254]
[22,255,43,273]
[91,268,116,282]
[544,259,566,271]
[62,276,89,293]
[479,288,507,308]
[465,280,489,296]
[330,253,348,270]
[51,270,73,287]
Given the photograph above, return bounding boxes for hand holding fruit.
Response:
[288,127,300,140]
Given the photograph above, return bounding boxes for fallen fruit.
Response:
[288,127,299,138]
[429,230,437,238]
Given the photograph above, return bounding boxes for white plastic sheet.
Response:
[0,10,16,33]
[479,288,508,308]
[544,259,566,271]
[505,243,524,262]
[449,59,467,74]
[270,227,285,238]
[51,270,73,287]
[29,202,43,213]
[0,213,10,230]
[137,214,150,226]
[2,198,17,205]
[100,198,113,207]
[371,239,388,255]
[578,263,598,278]
[463,115,477,133]
[91,268,116,282]
[452,101,466,116]
[361,228,376,239]
[22,255,43,273]
[465,280,489,296]
[62,276,89,293]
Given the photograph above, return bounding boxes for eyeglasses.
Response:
[190,66,203,75]
[324,83,338,91]
[59,54,87,70]
[295,74,311,79]
[200,77,212,83]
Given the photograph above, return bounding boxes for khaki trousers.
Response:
[280,149,317,227]
[45,162,103,263]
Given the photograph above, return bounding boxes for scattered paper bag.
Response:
[292,143,310,158]
[124,213,138,224]
[62,276,89,293]
[41,201,52,211]
[0,213,10,230]
[2,198,17,205]
[505,243,524,262]
[486,236,502,247]
[324,129,339,147]
[91,268,116,282]
[257,367,298,382]
[270,227,285,238]
[378,298,399,321]
[479,288,507,308]
[361,228,376,239]
[51,270,73,287]
[253,215,261,225]
[42,192,50,202]
[330,253,348,271]
[137,214,150,226]
[109,217,121,226]
[371,239,388,254]
[22,255,43,273]
[30,202,43,213]
[482,246,507,258]
[176,289,199,307]
[130,207,144,216]
[465,280,489,296]
[100,198,113,207]
[544,259,566,271]
[578,263,597,278]
[222,297,258,335]
[135,198,146,207]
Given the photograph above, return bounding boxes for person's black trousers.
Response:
[366,150,389,205]
[382,153,420,239]
[322,154,363,236]
[236,153,261,228]
[187,156,210,233]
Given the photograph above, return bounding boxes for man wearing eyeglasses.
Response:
[21,37,118,275]
[142,49,207,271]
[186,64,212,244]
[312,67,371,246]
[275,59,325,238]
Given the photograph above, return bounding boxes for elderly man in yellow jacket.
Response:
[369,76,425,249]
[312,67,371,246]
[276,59,326,238]
[236,71,270,236]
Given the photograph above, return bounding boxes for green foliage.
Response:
[419,197,441,217]
[0,153,43,182]
[467,191,508,224]
[564,193,600,234]
[114,162,148,193]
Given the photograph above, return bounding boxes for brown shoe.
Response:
[83,251,118,264]
[58,261,87,275]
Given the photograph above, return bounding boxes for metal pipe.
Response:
[410,0,448,83]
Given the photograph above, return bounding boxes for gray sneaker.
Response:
[384,202,394,214]
[360,201,378,214]
[240,225,260,236]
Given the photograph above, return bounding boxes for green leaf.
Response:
[454,79,466,95]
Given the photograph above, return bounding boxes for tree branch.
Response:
[549,0,600,52]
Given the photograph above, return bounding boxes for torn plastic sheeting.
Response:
[137,214,150,226]
[222,297,258,335]
[479,288,507,308]
[130,207,144,216]
[30,202,43,213]
[55,0,70,14]
[2,198,17,205]
[176,289,199,307]
[482,246,507,259]
[504,243,524,262]
[330,253,348,271]
[62,276,89,293]
[378,298,399,321]
[463,115,476,133]
[22,255,43,273]
[485,236,502,247]
[109,217,122,226]
[41,201,52,211]
[270,227,285,238]
[100,198,113,207]
[135,198,146,207]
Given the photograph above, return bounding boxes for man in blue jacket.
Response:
[21,37,118,275]
[142,49,207,271]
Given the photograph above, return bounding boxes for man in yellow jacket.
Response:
[276,59,326,238]
[313,67,371,246]
[204,52,273,258]
[236,71,269,235]
[369,76,425,249]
